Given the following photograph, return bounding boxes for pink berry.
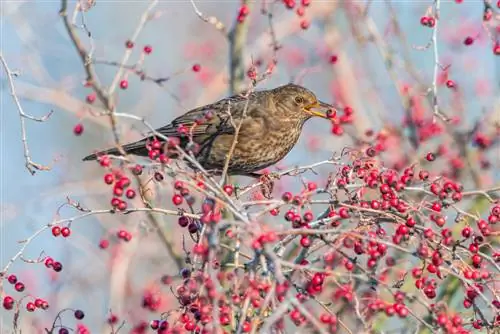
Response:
[143,45,152,54]
[192,64,201,72]
[86,93,96,103]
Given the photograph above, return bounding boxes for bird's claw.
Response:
[259,172,280,199]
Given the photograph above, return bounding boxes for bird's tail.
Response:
[82,138,150,161]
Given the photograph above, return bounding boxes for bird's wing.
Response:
[152,92,264,140]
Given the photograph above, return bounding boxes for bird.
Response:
[83,83,334,178]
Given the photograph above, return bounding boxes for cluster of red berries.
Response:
[367,299,409,318]
[145,138,172,162]
[51,225,71,238]
[420,16,436,28]
[331,106,354,136]
[199,198,222,225]
[99,159,137,211]
[3,276,49,312]
[172,180,186,207]
[435,311,477,333]
[142,289,162,312]
[116,229,132,242]
[45,256,63,272]
[250,230,278,250]
[304,272,326,296]
[149,319,169,332]
[332,283,354,302]
[280,0,312,29]
[473,132,493,150]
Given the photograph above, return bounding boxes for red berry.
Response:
[431,202,442,212]
[7,275,17,285]
[131,164,143,175]
[52,226,61,237]
[3,296,14,310]
[420,16,429,26]
[239,4,249,15]
[53,261,63,272]
[192,64,201,72]
[284,0,295,9]
[44,257,54,268]
[125,189,136,199]
[125,40,134,48]
[104,173,114,185]
[73,123,84,136]
[463,36,474,45]
[300,236,311,248]
[99,155,111,167]
[282,192,293,202]
[329,54,338,64]
[14,282,25,292]
[426,152,435,161]
[223,184,234,196]
[119,80,128,89]
[172,194,183,206]
[117,201,127,211]
[462,227,472,238]
[331,124,344,136]
[99,239,109,249]
[446,79,456,88]
[143,45,152,54]
[61,227,71,238]
[26,302,36,312]
[494,42,500,55]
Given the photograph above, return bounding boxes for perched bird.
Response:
[83,83,334,177]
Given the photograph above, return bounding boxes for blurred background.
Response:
[1,0,499,332]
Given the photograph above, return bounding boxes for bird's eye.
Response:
[294,96,304,104]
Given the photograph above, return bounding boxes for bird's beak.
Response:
[304,101,336,119]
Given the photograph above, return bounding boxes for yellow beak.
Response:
[304,100,336,119]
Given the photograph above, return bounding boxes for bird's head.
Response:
[272,83,335,121]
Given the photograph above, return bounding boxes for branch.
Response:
[0,54,53,175]
[430,0,450,123]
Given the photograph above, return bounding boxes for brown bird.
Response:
[83,83,334,177]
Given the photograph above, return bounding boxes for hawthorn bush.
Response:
[1,1,499,334]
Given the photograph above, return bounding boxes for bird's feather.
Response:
[82,92,267,161]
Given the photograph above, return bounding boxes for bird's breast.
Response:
[202,119,304,173]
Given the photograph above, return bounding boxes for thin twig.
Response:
[0,54,53,175]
